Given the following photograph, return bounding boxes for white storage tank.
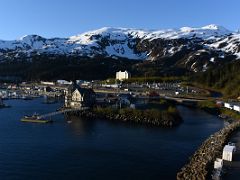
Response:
[214,158,223,169]
[222,144,236,161]
[233,105,240,112]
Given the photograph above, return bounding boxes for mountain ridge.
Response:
[0,24,239,74]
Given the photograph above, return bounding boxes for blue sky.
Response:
[0,0,239,40]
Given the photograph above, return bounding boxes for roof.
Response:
[223,145,236,153]
[68,83,94,95]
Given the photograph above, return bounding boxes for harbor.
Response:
[0,97,225,180]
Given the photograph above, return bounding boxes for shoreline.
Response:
[64,107,183,128]
[176,119,240,179]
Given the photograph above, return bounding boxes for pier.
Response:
[37,107,89,119]
[21,107,89,123]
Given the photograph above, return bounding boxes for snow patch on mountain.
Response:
[0,24,237,61]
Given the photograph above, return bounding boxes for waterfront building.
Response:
[116,70,131,81]
[65,83,95,108]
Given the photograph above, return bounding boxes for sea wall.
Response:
[176,121,240,180]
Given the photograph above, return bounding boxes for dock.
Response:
[20,107,89,123]
[21,119,52,123]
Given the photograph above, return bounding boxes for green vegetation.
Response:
[197,100,240,119]
[197,100,220,115]
[123,76,187,83]
[0,56,140,81]
[220,108,240,120]
[102,76,187,85]
[92,105,182,127]
[191,60,240,98]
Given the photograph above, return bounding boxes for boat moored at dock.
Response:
[21,113,52,123]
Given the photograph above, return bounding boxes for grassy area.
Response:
[197,100,240,119]
[196,100,220,115]
[220,108,240,120]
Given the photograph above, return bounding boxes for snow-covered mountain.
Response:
[0,24,239,72]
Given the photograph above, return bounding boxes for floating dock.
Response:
[21,118,52,123]
[21,114,53,123]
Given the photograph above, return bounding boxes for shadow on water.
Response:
[65,115,96,137]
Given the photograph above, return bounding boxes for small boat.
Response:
[21,96,33,100]
[21,113,52,123]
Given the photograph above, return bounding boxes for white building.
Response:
[233,104,240,112]
[41,81,55,86]
[214,158,223,169]
[222,144,236,161]
[57,80,72,85]
[224,102,233,110]
[116,71,131,81]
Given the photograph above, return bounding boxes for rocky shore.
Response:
[176,120,240,180]
[65,108,182,127]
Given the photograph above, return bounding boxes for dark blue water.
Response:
[0,98,224,180]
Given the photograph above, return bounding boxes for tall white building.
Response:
[116,71,131,80]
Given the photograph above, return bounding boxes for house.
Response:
[222,143,236,161]
[65,83,95,108]
[116,70,131,81]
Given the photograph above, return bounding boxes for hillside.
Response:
[191,60,240,98]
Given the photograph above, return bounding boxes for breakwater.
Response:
[176,120,240,180]
[65,108,182,127]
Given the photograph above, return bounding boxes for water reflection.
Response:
[65,115,96,137]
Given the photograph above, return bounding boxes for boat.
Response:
[21,113,52,123]
[21,96,33,100]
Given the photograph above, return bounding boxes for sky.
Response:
[0,0,240,40]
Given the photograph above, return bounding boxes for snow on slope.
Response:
[208,33,240,58]
[0,24,236,60]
